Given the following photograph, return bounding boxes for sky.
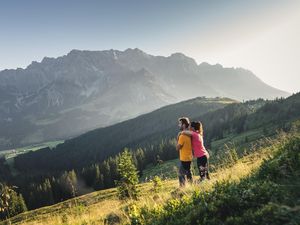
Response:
[0,0,299,93]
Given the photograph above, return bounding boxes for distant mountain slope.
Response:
[0,48,289,150]
[14,92,300,175]
[14,97,235,171]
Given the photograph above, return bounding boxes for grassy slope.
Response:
[2,131,284,225]
[138,134,300,224]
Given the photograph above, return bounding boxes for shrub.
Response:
[152,176,163,193]
[116,149,139,200]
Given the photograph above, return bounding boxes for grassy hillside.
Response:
[2,126,299,225]
[136,134,300,225]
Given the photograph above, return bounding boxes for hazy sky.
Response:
[0,0,299,93]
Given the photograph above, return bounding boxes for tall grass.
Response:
[131,134,300,225]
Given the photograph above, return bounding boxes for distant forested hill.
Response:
[14,97,235,171]
[14,93,300,178]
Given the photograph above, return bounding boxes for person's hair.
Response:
[178,117,190,128]
[191,121,203,136]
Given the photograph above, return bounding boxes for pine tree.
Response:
[94,165,104,190]
[135,148,146,174]
[101,160,112,188]
[0,183,11,219]
[0,183,27,220]
[42,179,54,205]
[68,170,78,198]
[58,170,78,199]
[116,149,139,200]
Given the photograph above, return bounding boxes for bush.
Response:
[104,212,121,225]
[152,176,163,193]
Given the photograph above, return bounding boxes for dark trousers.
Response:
[178,161,193,186]
[197,155,210,180]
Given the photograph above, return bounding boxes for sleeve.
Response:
[178,135,185,146]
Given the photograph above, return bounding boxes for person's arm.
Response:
[176,143,182,151]
[181,130,193,137]
[205,151,210,159]
[176,135,184,151]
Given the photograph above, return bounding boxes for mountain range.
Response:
[0,48,289,150]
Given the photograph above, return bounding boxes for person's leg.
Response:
[206,157,210,180]
[182,161,193,184]
[197,156,208,180]
[178,161,186,186]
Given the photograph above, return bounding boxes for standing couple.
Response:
[176,117,210,186]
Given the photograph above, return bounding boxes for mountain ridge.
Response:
[0,48,289,150]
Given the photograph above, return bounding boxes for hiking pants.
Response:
[178,161,193,186]
[197,155,210,180]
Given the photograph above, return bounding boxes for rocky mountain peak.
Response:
[0,48,290,150]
